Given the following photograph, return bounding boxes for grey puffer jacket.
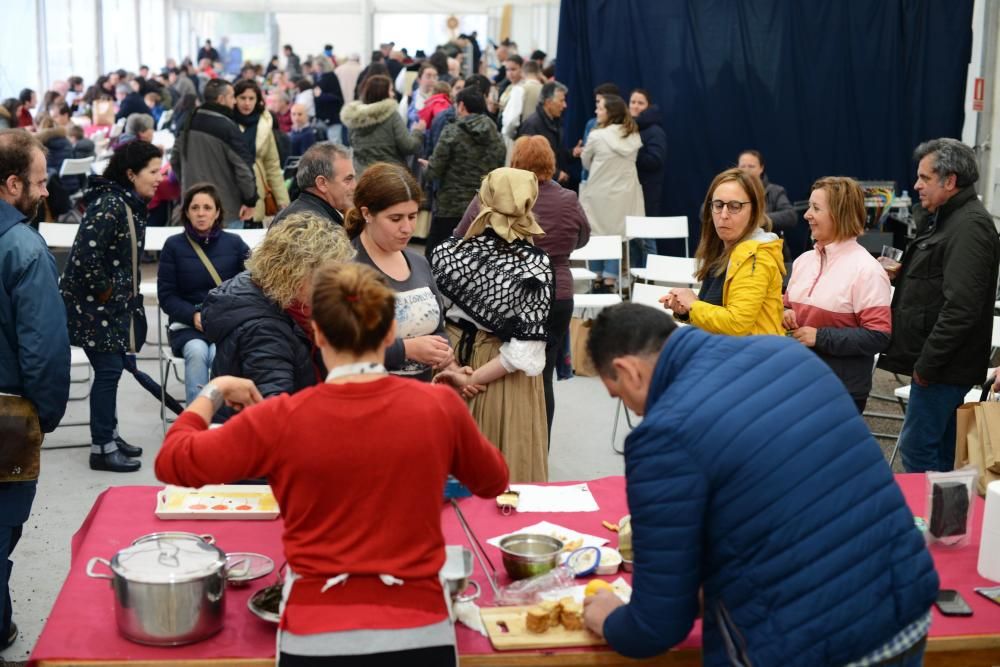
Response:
[340,98,424,175]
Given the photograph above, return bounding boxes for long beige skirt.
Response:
[446,324,548,483]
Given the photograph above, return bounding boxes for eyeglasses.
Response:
[711,200,751,214]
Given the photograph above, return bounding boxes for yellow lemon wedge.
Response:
[584,579,614,597]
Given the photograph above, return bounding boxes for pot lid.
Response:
[113,537,226,583]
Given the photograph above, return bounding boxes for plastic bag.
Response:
[926,467,978,547]
[494,566,577,606]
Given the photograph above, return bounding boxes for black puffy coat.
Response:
[314,72,344,125]
[157,230,249,357]
[634,105,667,216]
[878,186,1000,385]
[202,271,320,402]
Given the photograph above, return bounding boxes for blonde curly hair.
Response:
[248,213,356,308]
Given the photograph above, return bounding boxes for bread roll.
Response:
[525,606,550,633]
[560,600,584,631]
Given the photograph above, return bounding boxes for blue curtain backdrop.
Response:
[556,0,974,255]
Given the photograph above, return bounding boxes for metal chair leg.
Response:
[611,399,624,454]
[887,396,908,469]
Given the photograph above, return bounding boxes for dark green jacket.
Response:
[878,186,1000,385]
[426,113,506,217]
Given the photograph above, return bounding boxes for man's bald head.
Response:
[290,103,309,129]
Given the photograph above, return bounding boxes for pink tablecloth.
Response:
[28,475,1000,665]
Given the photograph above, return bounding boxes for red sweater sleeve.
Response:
[438,387,509,497]
[155,399,284,487]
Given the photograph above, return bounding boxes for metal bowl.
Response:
[499,533,564,580]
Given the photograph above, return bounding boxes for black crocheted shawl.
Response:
[430,228,553,342]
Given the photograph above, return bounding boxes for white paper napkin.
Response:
[454,600,487,636]
[509,483,600,512]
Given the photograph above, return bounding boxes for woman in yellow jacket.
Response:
[663,168,785,335]
[233,79,290,226]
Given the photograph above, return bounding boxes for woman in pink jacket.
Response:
[783,176,892,412]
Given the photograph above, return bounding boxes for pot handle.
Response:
[455,579,481,604]
[86,557,114,580]
[225,557,250,580]
[200,534,215,545]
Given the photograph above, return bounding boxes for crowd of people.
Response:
[0,29,997,667]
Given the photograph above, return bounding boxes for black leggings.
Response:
[279,645,456,667]
[543,298,575,446]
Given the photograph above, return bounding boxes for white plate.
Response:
[155,485,280,520]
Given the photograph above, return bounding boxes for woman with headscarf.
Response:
[431,167,553,482]
[232,79,289,226]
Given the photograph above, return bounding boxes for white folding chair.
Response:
[635,255,700,287]
[156,109,173,131]
[91,159,109,175]
[230,228,267,250]
[609,283,689,449]
[58,156,95,180]
[625,215,689,255]
[570,235,624,312]
[143,226,184,253]
[45,346,94,450]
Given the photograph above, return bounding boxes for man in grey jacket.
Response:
[170,79,256,227]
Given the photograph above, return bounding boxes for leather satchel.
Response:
[256,164,278,216]
[0,395,42,482]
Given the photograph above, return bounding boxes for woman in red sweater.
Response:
[155,262,509,667]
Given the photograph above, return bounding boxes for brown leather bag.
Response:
[255,164,278,216]
[0,395,42,482]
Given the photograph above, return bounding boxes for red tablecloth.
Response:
[29,475,1000,665]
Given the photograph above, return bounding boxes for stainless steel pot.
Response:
[86,535,228,646]
[131,531,215,546]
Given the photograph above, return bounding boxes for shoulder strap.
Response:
[124,205,139,297]
[186,235,223,286]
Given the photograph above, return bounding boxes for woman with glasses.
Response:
[663,168,785,335]
[783,177,891,412]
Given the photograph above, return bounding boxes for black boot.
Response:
[90,448,141,472]
[3,621,17,650]
[115,435,142,458]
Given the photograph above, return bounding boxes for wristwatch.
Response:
[198,383,224,413]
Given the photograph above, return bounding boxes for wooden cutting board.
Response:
[480,605,607,650]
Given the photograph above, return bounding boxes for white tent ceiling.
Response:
[169,0,557,13]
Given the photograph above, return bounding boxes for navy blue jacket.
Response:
[156,229,249,357]
[605,327,938,665]
[634,105,667,216]
[202,271,320,405]
[0,201,70,432]
[115,92,152,122]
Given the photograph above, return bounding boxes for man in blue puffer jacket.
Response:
[583,304,937,666]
